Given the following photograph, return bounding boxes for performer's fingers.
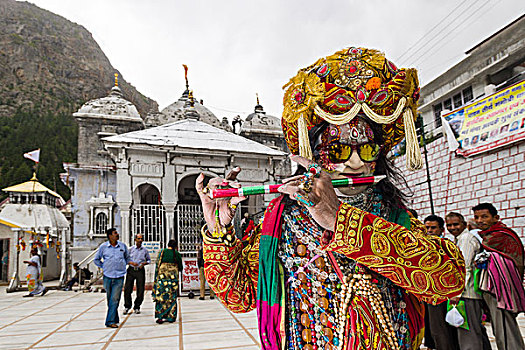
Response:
[281,174,305,184]
[290,154,315,168]
[231,196,246,205]
[207,177,226,189]
[225,166,241,181]
[196,173,211,200]
[277,180,301,195]
[195,173,205,191]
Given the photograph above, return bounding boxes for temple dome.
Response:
[241,102,281,136]
[73,86,143,122]
[144,90,222,129]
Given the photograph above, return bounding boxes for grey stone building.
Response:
[64,83,289,279]
[63,85,144,264]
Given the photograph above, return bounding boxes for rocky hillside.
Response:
[0,0,158,117]
[0,0,159,200]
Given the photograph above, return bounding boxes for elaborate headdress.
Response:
[281,47,422,170]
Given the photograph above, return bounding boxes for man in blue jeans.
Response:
[94,227,130,328]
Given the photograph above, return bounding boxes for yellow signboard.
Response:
[444,80,525,156]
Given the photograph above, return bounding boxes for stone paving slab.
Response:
[1,286,525,349]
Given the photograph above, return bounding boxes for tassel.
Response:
[314,103,360,125]
[297,115,313,160]
[403,109,423,170]
[362,97,406,124]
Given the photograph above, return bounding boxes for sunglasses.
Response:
[322,142,381,163]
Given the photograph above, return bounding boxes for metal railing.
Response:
[132,204,166,244]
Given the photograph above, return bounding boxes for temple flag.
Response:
[23,149,40,163]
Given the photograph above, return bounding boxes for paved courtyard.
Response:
[0,287,259,350]
[1,286,525,349]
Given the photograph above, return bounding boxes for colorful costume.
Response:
[201,47,466,350]
[152,248,182,322]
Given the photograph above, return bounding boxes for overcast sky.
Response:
[26,0,525,120]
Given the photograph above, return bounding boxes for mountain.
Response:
[0,0,159,200]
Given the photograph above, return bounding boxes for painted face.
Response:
[315,119,380,196]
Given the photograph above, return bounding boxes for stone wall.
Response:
[394,137,525,237]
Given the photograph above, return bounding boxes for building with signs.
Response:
[63,78,288,288]
[394,14,525,236]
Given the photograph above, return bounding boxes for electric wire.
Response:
[396,0,472,62]
[408,0,498,68]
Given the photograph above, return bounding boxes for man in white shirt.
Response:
[445,212,490,350]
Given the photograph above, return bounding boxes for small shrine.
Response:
[0,174,70,290]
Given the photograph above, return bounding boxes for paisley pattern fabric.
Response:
[153,263,179,321]
[203,231,260,313]
[329,204,466,305]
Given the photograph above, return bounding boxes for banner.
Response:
[443,80,525,156]
[181,257,200,291]
[142,241,161,260]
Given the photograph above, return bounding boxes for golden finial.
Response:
[256,93,260,105]
[182,64,189,90]
[188,90,195,107]
[114,73,119,87]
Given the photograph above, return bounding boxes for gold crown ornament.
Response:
[281,47,422,170]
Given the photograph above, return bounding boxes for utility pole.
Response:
[419,115,435,215]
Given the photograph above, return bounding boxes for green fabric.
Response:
[447,300,470,330]
[389,208,412,230]
[257,235,283,304]
[153,270,179,321]
[159,248,183,269]
[473,268,483,296]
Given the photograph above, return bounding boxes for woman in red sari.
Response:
[196,47,465,350]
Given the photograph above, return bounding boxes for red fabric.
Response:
[244,220,255,235]
[327,204,466,305]
[480,221,524,277]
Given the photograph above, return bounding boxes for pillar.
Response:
[164,203,176,241]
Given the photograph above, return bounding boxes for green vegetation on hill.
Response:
[0,107,77,201]
[0,0,160,201]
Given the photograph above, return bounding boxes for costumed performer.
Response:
[196,47,466,350]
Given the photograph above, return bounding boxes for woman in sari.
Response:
[23,247,47,297]
[152,239,182,324]
[196,47,466,350]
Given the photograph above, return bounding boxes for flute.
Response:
[210,175,386,199]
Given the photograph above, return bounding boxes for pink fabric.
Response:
[486,252,525,313]
[257,300,283,350]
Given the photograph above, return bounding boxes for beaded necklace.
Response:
[340,188,411,350]
[280,206,341,350]
[279,186,411,350]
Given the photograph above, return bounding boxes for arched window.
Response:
[95,212,108,236]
